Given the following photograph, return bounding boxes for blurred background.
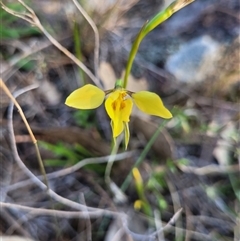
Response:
[1,0,239,240]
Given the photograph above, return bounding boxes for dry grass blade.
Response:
[177,163,240,175]
[0,202,121,219]
[166,178,183,240]
[0,0,101,87]
[79,193,92,240]
[0,79,50,189]
[1,1,34,24]
[6,151,134,193]
[122,208,183,240]
[171,0,195,13]
[0,80,37,143]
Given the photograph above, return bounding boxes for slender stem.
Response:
[74,21,86,84]
[121,120,167,192]
[141,8,172,38]
[123,22,147,88]
[104,137,121,186]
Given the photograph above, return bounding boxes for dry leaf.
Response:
[99,61,117,89]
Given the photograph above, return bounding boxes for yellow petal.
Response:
[105,90,132,138]
[108,89,122,102]
[111,117,124,137]
[65,84,105,109]
[105,92,123,137]
[110,121,116,145]
[132,167,143,184]
[134,200,143,210]
[124,122,130,149]
[104,91,117,121]
[132,91,172,118]
[122,98,133,122]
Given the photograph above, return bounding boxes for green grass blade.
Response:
[121,119,168,192]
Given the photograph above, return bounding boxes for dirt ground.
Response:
[1,0,239,240]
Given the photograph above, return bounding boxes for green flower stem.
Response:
[141,7,172,39]
[123,0,195,88]
[73,21,86,85]
[121,119,168,192]
[141,200,153,217]
[123,22,148,89]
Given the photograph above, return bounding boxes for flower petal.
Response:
[124,122,130,149]
[122,98,133,122]
[105,90,133,140]
[105,92,124,137]
[111,117,124,137]
[104,91,117,121]
[132,91,172,118]
[65,84,105,109]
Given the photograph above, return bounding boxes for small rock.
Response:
[165,35,222,83]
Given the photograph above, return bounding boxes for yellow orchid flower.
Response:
[65,82,172,149]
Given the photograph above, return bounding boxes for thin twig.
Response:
[1,2,34,25]
[2,202,189,241]
[79,193,92,241]
[177,163,240,175]
[36,19,101,87]
[0,80,37,144]
[166,178,183,241]
[0,202,121,219]
[154,209,165,241]
[5,209,36,236]
[0,79,50,189]
[152,208,183,239]
[6,151,134,193]
[122,208,183,241]
[2,208,32,238]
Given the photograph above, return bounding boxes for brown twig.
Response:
[0,79,50,189]
[122,208,183,240]
[79,193,92,241]
[6,151,134,193]
[0,202,121,219]
[177,163,240,175]
[0,80,37,144]
[1,208,32,238]
[166,178,183,241]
